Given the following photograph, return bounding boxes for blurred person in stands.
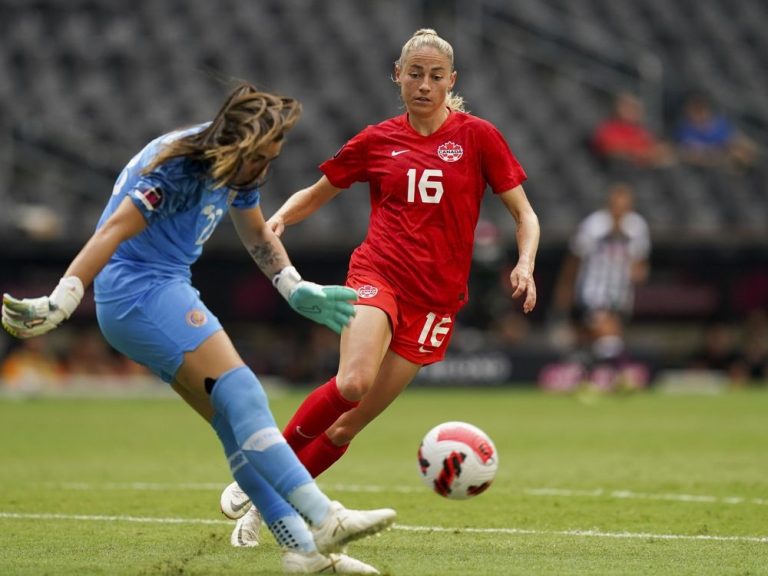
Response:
[592,92,676,170]
[1,335,64,392]
[63,327,123,377]
[675,93,758,170]
[1,82,394,575]
[688,321,743,382]
[731,309,768,385]
[221,28,540,545]
[551,183,650,384]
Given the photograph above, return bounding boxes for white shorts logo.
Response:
[357,285,379,298]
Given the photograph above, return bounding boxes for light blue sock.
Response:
[210,366,330,524]
[211,413,316,552]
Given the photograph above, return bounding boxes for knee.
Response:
[336,371,374,402]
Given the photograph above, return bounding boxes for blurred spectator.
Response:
[675,93,758,170]
[281,323,341,385]
[547,183,651,390]
[732,309,768,385]
[1,336,65,391]
[687,321,742,381]
[63,327,127,377]
[591,92,676,170]
[489,309,531,349]
[461,219,507,331]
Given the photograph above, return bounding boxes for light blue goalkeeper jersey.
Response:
[94,124,260,303]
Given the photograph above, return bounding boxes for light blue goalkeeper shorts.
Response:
[96,280,223,383]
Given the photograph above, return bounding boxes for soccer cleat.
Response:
[281,550,380,574]
[230,506,262,547]
[311,501,396,554]
[220,481,252,520]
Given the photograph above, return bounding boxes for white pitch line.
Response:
[1,512,766,544]
[54,481,768,507]
[54,481,423,494]
[523,487,768,506]
[0,511,231,525]
[58,482,225,491]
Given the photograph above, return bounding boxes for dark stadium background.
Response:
[1,0,766,386]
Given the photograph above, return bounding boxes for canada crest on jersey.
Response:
[437,141,463,162]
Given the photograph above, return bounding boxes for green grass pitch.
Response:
[1,386,767,575]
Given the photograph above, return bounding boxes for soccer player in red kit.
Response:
[222,28,540,547]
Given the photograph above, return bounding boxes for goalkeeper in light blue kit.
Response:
[1,83,394,575]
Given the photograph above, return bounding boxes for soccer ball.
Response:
[417,421,499,500]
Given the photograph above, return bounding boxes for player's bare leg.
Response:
[327,350,421,445]
[281,304,391,454]
[288,322,421,476]
[334,305,393,401]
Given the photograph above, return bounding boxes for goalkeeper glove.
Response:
[2,276,84,338]
[273,266,357,334]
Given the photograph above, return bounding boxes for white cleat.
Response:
[312,501,396,554]
[230,506,262,547]
[282,550,381,574]
[220,481,252,520]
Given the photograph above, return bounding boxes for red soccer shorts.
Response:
[346,271,457,365]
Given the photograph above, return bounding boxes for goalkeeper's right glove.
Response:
[273,266,357,334]
[2,276,84,339]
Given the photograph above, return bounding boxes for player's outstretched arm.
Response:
[231,204,357,334]
[266,176,342,237]
[499,185,540,314]
[2,197,147,338]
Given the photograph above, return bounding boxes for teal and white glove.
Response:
[2,276,84,338]
[273,266,357,334]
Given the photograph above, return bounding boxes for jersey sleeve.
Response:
[231,187,261,209]
[479,122,527,194]
[128,158,200,224]
[319,127,371,189]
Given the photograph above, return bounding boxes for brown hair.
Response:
[396,28,466,112]
[144,83,302,189]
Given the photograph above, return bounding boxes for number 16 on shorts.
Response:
[417,312,452,354]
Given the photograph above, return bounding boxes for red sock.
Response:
[282,377,358,452]
[296,433,350,478]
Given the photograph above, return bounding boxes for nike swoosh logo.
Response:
[391,150,410,157]
[297,305,322,314]
[418,346,431,353]
[230,498,250,513]
[295,426,316,439]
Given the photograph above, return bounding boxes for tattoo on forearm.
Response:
[248,243,281,273]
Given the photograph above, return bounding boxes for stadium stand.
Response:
[0,0,765,249]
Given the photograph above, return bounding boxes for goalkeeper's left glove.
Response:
[273,266,357,334]
[2,276,84,339]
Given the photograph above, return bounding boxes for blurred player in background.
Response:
[551,182,651,384]
[223,28,540,545]
[1,83,394,575]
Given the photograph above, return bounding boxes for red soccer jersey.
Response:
[320,110,527,312]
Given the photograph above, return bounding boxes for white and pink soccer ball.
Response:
[417,421,499,500]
